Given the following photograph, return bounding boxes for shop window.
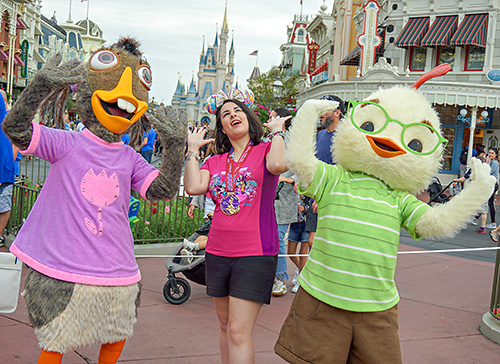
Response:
[436,46,455,70]
[441,126,455,171]
[434,104,460,172]
[464,45,485,71]
[409,47,426,71]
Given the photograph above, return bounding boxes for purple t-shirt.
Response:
[201,141,279,257]
[10,123,159,286]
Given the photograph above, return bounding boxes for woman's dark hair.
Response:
[214,99,263,154]
[489,147,498,158]
[273,107,292,131]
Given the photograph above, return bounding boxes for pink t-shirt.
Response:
[10,123,159,286]
[201,141,279,257]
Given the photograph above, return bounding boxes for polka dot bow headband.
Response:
[205,88,254,114]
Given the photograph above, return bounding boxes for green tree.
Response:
[248,69,299,124]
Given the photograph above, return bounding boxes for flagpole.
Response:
[86,0,90,20]
[300,0,303,16]
[68,0,72,21]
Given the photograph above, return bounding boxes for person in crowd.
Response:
[459,145,477,178]
[0,89,15,247]
[140,126,156,163]
[306,95,345,249]
[287,194,310,293]
[456,153,489,233]
[183,96,287,364]
[271,107,295,296]
[121,133,130,145]
[183,193,216,263]
[485,147,499,229]
[153,132,162,156]
[456,146,491,233]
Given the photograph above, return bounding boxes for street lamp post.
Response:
[458,107,490,164]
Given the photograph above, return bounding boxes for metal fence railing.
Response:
[489,242,500,321]
[7,155,205,244]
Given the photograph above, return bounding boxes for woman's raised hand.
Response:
[263,115,292,132]
[187,127,214,153]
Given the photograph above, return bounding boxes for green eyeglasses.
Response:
[347,100,448,155]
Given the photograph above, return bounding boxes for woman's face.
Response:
[268,110,278,122]
[489,149,497,160]
[220,102,249,139]
[268,110,287,131]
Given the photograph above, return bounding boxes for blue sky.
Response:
[40,0,329,104]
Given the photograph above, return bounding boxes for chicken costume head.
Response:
[335,86,446,194]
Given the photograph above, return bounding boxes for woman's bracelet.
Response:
[185,151,200,161]
[269,129,285,140]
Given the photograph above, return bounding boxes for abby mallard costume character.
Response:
[275,64,496,364]
[2,38,187,364]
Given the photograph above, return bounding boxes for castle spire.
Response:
[214,24,219,46]
[201,35,205,55]
[222,0,229,31]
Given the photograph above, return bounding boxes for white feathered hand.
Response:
[416,157,496,239]
[286,99,338,189]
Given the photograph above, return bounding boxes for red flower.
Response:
[152,207,157,214]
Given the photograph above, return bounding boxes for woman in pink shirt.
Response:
[184,98,288,363]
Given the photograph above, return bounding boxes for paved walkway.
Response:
[2,222,500,363]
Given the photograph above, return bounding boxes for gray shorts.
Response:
[0,184,13,213]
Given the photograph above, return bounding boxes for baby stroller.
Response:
[163,219,210,305]
[427,177,452,205]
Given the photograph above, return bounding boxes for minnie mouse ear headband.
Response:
[205,88,254,114]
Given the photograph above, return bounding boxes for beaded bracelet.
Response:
[185,151,201,161]
[270,129,285,139]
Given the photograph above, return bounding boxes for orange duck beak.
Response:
[365,135,407,158]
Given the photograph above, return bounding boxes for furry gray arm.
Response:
[286,99,338,189]
[145,106,188,201]
[416,158,496,239]
[2,54,84,149]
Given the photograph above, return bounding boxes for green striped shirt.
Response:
[298,162,430,312]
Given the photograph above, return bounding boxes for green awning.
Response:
[450,13,488,47]
[421,16,458,47]
[395,17,429,48]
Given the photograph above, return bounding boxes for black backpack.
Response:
[459,148,468,165]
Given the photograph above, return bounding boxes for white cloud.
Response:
[40,0,327,106]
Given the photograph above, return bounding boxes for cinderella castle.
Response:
[171,4,236,127]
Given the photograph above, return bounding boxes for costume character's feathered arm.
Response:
[2,54,85,149]
[416,157,496,239]
[286,100,338,188]
[145,106,187,200]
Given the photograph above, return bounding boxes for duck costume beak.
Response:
[91,67,148,134]
[365,135,407,158]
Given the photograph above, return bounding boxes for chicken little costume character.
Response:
[2,38,187,364]
[274,65,496,364]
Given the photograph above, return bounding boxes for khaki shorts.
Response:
[275,287,402,364]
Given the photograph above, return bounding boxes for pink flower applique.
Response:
[81,168,120,236]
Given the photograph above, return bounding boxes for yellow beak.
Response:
[91,67,148,134]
